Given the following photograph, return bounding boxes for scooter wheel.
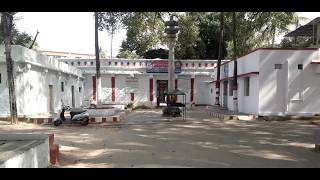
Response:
[53,120,62,126]
[81,118,89,126]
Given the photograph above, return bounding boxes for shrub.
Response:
[126,103,133,109]
[133,104,151,110]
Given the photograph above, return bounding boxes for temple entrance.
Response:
[157,80,168,107]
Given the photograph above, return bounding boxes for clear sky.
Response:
[15,12,126,55]
[15,12,320,56]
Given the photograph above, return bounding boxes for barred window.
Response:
[275,64,282,69]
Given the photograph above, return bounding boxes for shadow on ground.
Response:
[1,107,320,168]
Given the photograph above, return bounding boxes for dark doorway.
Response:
[157,80,168,106]
[71,85,75,108]
[223,81,228,108]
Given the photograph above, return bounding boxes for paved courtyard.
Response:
[0,107,320,168]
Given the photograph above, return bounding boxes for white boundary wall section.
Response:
[214,48,320,116]
[236,50,260,114]
[0,134,49,168]
[0,45,84,117]
[83,73,211,106]
[259,49,320,116]
[61,58,227,107]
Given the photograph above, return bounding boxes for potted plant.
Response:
[126,103,133,112]
[191,102,195,109]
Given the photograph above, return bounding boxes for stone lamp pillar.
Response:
[165,15,179,93]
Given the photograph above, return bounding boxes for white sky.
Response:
[15,12,320,56]
[15,12,126,55]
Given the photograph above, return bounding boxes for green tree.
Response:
[99,47,108,58]
[175,13,200,59]
[224,12,297,58]
[117,49,141,59]
[144,48,168,59]
[94,12,101,104]
[215,12,225,106]
[1,12,18,124]
[0,17,39,49]
[98,12,124,58]
[280,15,311,48]
[117,12,297,60]
[119,12,166,57]
[171,12,230,59]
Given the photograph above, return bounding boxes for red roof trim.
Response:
[220,47,319,66]
[211,72,259,83]
[311,62,320,64]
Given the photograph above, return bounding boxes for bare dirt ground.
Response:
[1,107,320,168]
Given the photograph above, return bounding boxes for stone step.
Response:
[206,111,257,121]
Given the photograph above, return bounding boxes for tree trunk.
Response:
[110,30,113,59]
[271,27,276,48]
[94,12,101,105]
[1,13,18,124]
[29,30,39,49]
[232,12,238,112]
[215,12,224,106]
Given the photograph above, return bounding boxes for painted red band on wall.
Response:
[149,78,153,101]
[175,79,178,89]
[111,77,115,102]
[191,78,194,102]
[130,93,134,101]
[92,76,96,101]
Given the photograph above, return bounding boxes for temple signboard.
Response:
[146,60,182,73]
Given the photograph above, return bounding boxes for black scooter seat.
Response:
[70,108,87,117]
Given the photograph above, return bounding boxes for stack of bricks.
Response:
[49,133,60,165]
[21,116,122,125]
[20,117,53,124]
[89,115,121,123]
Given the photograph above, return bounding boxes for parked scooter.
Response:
[53,105,90,126]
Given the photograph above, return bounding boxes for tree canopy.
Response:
[0,14,39,49]
[96,12,299,60]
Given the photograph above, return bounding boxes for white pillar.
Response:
[96,77,101,105]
